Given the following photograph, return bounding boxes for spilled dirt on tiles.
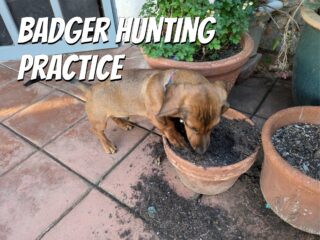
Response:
[126,140,319,240]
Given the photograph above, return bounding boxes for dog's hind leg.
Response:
[111,117,134,131]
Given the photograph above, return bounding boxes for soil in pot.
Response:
[169,117,260,167]
[272,123,320,180]
[193,44,242,61]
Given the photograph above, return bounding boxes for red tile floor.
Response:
[0,46,316,240]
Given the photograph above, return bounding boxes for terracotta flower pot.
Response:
[163,108,259,195]
[260,106,320,235]
[143,33,254,92]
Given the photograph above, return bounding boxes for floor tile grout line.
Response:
[246,74,270,79]
[0,88,55,124]
[0,98,152,179]
[252,114,268,120]
[0,63,23,73]
[95,131,152,185]
[37,133,153,239]
[0,78,22,89]
[228,106,252,117]
[0,123,44,176]
[128,121,161,137]
[36,79,87,103]
[43,130,151,190]
[94,186,151,230]
[1,113,86,151]
[0,115,86,177]
[249,76,278,119]
[44,85,86,103]
[40,115,87,148]
[1,121,158,238]
[40,131,151,189]
[36,188,93,240]
[93,183,173,239]
[41,149,97,186]
[0,59,87,104]
[0,149,38,178]
[125,55,145,60]
[38,173,155,240]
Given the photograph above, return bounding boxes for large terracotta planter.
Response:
[163,108,259,195]
[143,33,254,92]
[260,106,320,235]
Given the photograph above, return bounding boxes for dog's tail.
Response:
[68,77,91,95]
[24,76,91,95]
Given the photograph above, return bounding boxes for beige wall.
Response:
[114,0,146,18]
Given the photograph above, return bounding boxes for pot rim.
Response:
[261,106,320,191]
[163,108,259,181]
[301,7,320,31]
[142,33,254,69]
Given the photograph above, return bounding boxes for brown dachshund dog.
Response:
[72,69,229,154]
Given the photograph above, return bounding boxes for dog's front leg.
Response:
[88,117,117,154]
[148,115,186,147]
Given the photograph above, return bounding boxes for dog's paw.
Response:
[121,122,134,131]
[103,144,117,154]
[167,132,186,148]
[115,119,134,131]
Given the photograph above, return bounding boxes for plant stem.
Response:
[276,0,304,70]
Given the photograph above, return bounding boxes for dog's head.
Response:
[150,74,229,154]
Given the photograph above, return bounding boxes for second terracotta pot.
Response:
[260,106,320,235]
[143,33,254,92]
[163,109,259,195]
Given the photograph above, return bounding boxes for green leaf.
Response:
[139,0,254,61]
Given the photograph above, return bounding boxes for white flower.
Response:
[208,0,215,4]
[206,9,215,17]
[242,2,248,10]
[243,1,253,10]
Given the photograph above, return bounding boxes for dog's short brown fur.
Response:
[75,69,229,154]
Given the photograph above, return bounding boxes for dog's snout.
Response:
[194,145,208,154]
[195,146,207,154]
[187,133,211,155]
[195,148,206,154]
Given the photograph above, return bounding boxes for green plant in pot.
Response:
[293,0,320,105]
[140,0,255,91]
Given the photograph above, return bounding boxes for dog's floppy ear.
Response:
[156,83,187,117]
[144,72,173,115]
[157,104,181,117]
[144,73,185,117]
[145,73,165,115]
[210,81,229,114]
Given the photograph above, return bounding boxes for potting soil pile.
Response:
[131,163,316,240]
[272,123,320,180]
[129,141,317,239]
[132,172,243,239]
